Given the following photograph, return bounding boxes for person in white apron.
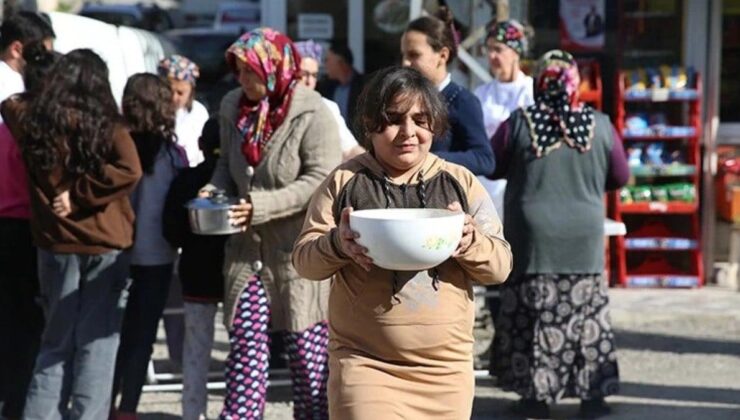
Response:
[474,20,534,219]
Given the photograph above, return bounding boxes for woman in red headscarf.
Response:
[489,50,629,419]
[199,28,341,419]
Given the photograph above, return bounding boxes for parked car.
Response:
[79,2,175,32]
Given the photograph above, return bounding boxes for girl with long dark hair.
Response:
[110,73,187,420]
[1,49,142,420]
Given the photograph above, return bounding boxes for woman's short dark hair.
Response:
[23,49,120,178]
[123,73,177,174]
[405,6,458,63]
[353,66,447,151]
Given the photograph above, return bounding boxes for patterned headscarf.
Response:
[487,20,527,57]
[523,50,595,157]
[226,28,301,166]
[157,55,200,85]
[294,40,323,63]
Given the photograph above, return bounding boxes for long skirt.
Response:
[491,273,620,403]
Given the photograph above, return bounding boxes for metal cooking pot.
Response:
[185,189,242,235]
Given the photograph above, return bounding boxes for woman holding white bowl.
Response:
[292,66,513,419]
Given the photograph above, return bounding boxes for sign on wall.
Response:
[298,13,334,40]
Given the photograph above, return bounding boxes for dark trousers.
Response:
[0,218,43,418]
[112,263,174,412]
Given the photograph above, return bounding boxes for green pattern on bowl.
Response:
[422,236,457,250]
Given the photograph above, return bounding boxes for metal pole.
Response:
[497,0,509,22]
[702,0,723,283]
[410,0,423,20]
[349,0,364,73]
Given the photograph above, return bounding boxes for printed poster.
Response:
[560,0,606,51]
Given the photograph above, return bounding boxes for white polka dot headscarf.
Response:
[524,50,594,157]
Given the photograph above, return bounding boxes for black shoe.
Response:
[511,398,550,419]
[579,398,611,419]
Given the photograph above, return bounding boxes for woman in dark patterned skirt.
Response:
[488,50,629,419]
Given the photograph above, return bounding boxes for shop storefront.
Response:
[261,0,740,287]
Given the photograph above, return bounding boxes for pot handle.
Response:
[210,189,229,204]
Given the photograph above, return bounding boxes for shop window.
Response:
[620,0,683,68]
[721,0,740,122]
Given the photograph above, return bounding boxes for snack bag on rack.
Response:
[646,143,665,165]
[627,145,643,167]
[666,183,696,202]
[620,187,634,204]
[627,69,647,92]
[646,67,663,89]
[632,185,652,202]
[651,185,669,202]
[661,65,688,90]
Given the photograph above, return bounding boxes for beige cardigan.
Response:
[206,85,341,331]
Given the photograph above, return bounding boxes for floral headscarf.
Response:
[294,39,324,63]
[226,28,301,166]
[157,55,200,85]
[523,50,594,157]
[487,20,527,57]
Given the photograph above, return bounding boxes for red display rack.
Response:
[612,71,703,288]
[578,59,603,111]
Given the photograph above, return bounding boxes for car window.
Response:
[167,35,235,81]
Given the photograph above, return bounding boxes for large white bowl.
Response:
[349,208,465,271]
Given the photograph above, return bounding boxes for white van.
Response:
[46,12,175,105]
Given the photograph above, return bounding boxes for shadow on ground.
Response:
[619,382,740,406]
[472,383,740,420]
[614,330,740,356]
[139,414,180,420]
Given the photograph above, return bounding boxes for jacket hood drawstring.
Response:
[381,169,440,302]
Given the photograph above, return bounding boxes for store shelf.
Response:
[623,90,700,102]
[619,202,697,214]
[623,136,698,141]
[630,165,696,177]
[625,237,698,250]
[623,127,698,140]
[613,70,703,288]
[626,275,701,288]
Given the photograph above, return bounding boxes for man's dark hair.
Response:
[199,117,221,160]
[0,11,55,51]
[329,41,354,66]
[353,66,448,151]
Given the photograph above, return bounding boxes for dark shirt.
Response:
[431,82,495,176]
[490,117,630,188]
[163,160,226,302]
[317,71,365,129]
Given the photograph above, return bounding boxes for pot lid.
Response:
[185,189,240,210]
